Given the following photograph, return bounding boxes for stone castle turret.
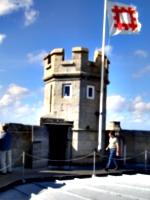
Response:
[41,47,110,160]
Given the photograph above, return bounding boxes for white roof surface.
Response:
[0,174,150,200]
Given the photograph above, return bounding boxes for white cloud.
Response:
[107,95,127,112]
[104,45,113,56]
[132,95,141,104]
[0,94,13,107]
[134,50,149,58]
[0,0,19,15]
[7,83,29,96]
[0,85,2,89]
[133,102,150,114]
[0,34,6,44]
[0,84,44,124]
[106,94,150,130]
[0,84,29,107]
[24,8,39,26]
[27,50,47,65]
[96,45,113,56]
[0,0,32,15]
[0,101,44,125]
[0,0,38,26]
[133,66,150,78]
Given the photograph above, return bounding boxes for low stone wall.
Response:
[1,122,150,168]
[121,130,150,164]
[0,123,49,169]
[0,123,32,168]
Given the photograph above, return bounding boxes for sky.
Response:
[0,0,150,130]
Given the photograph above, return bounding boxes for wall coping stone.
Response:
[72,47,89,53]
[50,48,64,55]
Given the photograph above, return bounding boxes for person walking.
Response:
[0,124,12,174]
[104,131,119,171]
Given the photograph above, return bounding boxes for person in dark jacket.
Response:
[0,124,12,174]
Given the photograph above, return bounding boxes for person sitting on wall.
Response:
[104,131,119,171]
[0,124,12,175]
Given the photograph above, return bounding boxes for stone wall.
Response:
[32,125,49,168]
[0,123,32,168]
[71,130,100,165]
[0,123,49,169]
[1,121,150,168]
[121,130,150,164]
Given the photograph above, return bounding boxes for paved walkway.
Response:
[0,167,137,191]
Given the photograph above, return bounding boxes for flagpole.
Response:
[97,0,107,151]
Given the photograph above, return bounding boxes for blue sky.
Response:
[0,0,150,130]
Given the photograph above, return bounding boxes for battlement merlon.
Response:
[44,48,65,70]
[44,47,88,68]
[94,50,110,69]
[43,47,110,81]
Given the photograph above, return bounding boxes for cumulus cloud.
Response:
[107,95,127,112]
[133,95,142,103]
[134,50,149,58]
[96,45,113,56]
[7,83,29,96]
[106,94,150,130]
[0,83,44,124]
[132,102,150,114]
[107,94,147,114]
[104,45,113,56]
[0,84,29,108]
[0,0,38,26]
[0,34,6,44]
[0,94,13,107]
[24,8,39,26]
[0,0,32,15]
[0,101,44,124]
[133,66,150,78]
[27,50,47,65]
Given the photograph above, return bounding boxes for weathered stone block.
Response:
[78,132,97,141]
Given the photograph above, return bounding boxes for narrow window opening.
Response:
[63,84,72,98]
[87,85,95,99]
[50,84,52,112]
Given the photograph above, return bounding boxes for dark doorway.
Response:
[47,125,69,166]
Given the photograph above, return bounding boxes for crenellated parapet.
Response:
[43,47,110,83]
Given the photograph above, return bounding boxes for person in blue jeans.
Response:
[105,131,119,171]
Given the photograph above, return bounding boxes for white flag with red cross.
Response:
[107,1,142,36]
